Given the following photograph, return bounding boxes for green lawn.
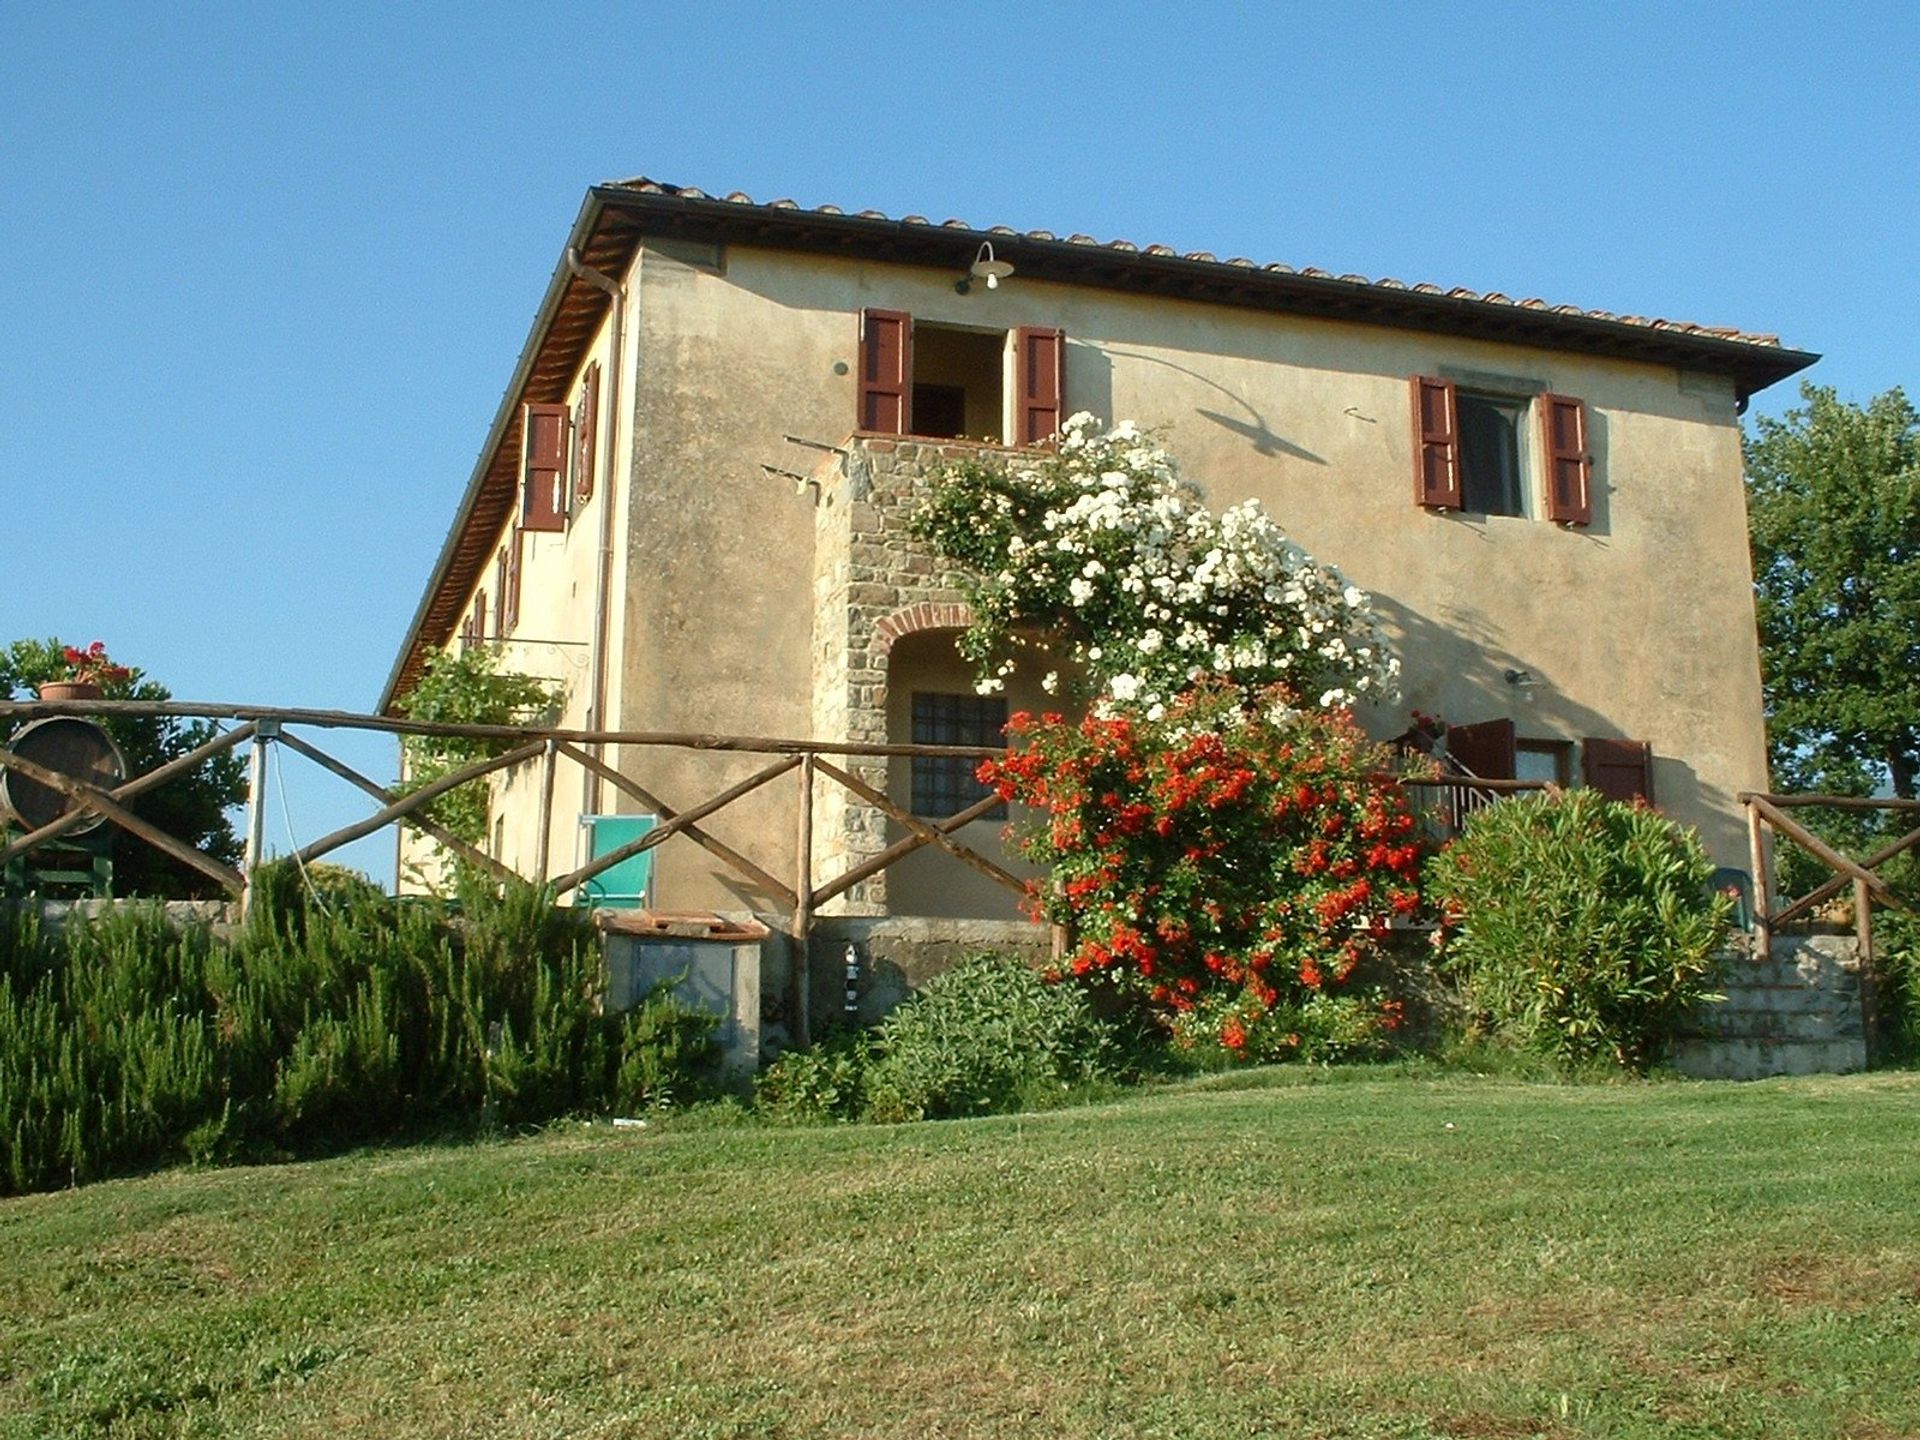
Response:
[3,1070,1917,1439]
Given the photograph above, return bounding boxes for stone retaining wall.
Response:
[1672,935,1868,1079]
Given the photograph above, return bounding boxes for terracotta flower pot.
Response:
[37,680,104,702]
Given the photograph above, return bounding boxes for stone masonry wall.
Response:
[1671,934,1870,1079]
[809,435,1017,912]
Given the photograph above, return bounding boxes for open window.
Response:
[1410,376,1591,524]
[1446,718,1650,803]
[912,325,1003,439]
[1457,391,1529,517]
[859,310,1063,445]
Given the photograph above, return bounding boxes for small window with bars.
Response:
[910,692,1007,819]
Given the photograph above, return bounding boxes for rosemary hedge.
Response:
[0,864,716,1195]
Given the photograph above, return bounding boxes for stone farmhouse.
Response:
[381,177,1816,918]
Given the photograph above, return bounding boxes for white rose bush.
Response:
[910,414,1399,717]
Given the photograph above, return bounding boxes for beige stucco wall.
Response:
[448,236,1772,904]
[398,262,638,894]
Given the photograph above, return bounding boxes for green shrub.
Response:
[613,989,721,1114]
[1873,855,1920,1066]
[754,1027,876,1124]
[0,865,721,1195]
[1426,790,1731,1072]
[862,954,1112,1121]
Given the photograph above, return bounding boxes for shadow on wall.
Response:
[1363,588,1724,855]
[1065,339,1113,429]
[1095,343,1328,466]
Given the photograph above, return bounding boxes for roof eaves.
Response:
[377,191,610,715]
[591,179,1818,394]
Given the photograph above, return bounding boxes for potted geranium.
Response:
[39,641,132,702]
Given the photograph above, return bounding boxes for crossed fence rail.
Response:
[5,698,1913,1046]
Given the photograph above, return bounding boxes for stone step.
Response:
[1712,983,1843,1013]
[1670,1036,1867,1082]
[1689,1005,1862,1042]
[1668,936,1869,1078]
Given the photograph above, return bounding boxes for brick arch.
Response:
[872,601,975,657]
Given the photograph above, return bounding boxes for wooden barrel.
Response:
[0,717,128,835]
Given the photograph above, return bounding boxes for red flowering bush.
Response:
[982,682,1424,1060]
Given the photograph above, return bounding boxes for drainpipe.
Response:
[566,246,627,818]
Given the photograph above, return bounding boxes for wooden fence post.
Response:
[241,722,276,917]
[1746,800,1772,959]
[792,753,815,1050]
[536,738,558,886]
[1855,876,1879,1064]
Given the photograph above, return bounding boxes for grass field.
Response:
[2,1068,1917,1439]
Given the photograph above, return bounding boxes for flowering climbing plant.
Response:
[911,414,1399,715]
[981,683,1423,1060]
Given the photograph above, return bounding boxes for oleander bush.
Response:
[0,864,717,1195]
[1426,789,1731,1072]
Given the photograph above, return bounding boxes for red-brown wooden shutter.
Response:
[1541,394,1592,525]
[505,526,522,631]
[1582,738,1654,804]
[574,362,600,503]
[521,402,570,532]
[858,309,912,434]
[494,550,508,634]
[1411,376,1462,510]
[1013,326,1065,445]
[471,591,487,643]
[1446,718,1516,781]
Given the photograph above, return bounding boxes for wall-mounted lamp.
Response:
[955,241,1014,295]
[1504,668,1540,688]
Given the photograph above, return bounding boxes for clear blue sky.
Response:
[4,2,1915,880]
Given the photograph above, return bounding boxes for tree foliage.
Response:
[1746,383,1920,802]
[397,646,562,850]
[0,639,244,898]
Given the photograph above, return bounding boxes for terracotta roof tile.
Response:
[605,176,1792,349]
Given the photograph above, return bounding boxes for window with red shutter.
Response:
[1013,326,1065,445]
[493,550,508,635]
[1541,394,1593,525]
[858,312,1066,444]
[471,591,487,645]
[1445,718,1516,781]
[1411,376,1462,509]
[505,526,522,631]
[521,402,569,532]
[858,309,912,435]
[1582,738,1654,804]
[574,362,600,503]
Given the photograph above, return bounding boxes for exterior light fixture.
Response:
[1504,668,1540,687]
[956,241,1015,294]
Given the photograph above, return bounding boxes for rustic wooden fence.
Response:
[1743,791,1920,1046]
[0,699,1034,1045]
[64,701,1920,1051]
